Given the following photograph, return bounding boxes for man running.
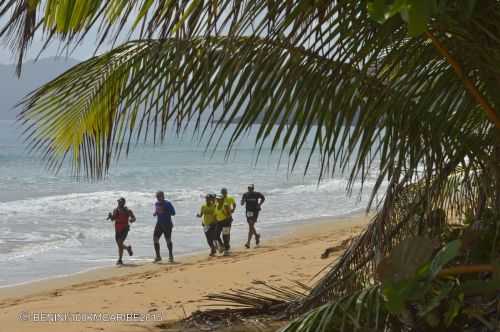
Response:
[197,194,217,256]
[241,184,265,248]
[221,188,236,250]
[108,197,136,265]
[215,195,232,256]
[153,191,176,263]
[221,188,236,217]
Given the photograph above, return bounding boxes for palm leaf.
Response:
[2,1,500,328]
[282,285,389,332]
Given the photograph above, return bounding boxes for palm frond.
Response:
[2,2,500,327]
[190,280,310,325]
[1,1,495,199]
[17,30,490,196]
[282,285,389,332]
[294,152,497,313]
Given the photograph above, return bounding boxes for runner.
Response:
[197,194,217,256]
[153,191,176,263]
[221,188,236,251]
[221,188,236,218]
[215,194,232,256]
[241,184,265,249]
[214,195,225,253]
[107,197,136,265]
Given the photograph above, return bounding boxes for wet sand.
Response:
[0,214,371,332]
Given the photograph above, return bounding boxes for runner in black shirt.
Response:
[241,184,265,248]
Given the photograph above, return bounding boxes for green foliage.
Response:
[367,0,436,36]
[459,279,500,296]
[286,225,500,331]
[376,236,436,284]
[0,1,498,330]
[380,238,462,321]
[462,210,500,263]
[282,286,389,332]
[367,0,478,36]
[0,0,493,188]
[427,239,462,278]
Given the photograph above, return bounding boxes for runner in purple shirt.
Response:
[153,191,176,263]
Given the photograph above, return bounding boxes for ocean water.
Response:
[0,120,380,287]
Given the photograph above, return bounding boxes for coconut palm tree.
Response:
[1,0,500,330]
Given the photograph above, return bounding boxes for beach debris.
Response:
[320,237,353,259]
[185,280,310,330]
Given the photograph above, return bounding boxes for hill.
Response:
[0,57,80,120]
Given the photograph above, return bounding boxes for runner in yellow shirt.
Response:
[221,188,236,216]
[215,194,232,256]
[220,188,236,252]
[196,194,217,256]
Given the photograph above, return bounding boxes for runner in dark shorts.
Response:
[108,197,136,265]
[154,222,172,242]
[241,184,265,249]
[197,194,218,256]
[221,188,236,251]
[115,226,129,242]
[153,191,176,263]
[215,195,232,256]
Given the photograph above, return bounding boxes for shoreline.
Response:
[0,210,367,293]
[0,213,371,332]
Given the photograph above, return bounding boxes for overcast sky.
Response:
[0,8,136,64]
[0,26,126,64]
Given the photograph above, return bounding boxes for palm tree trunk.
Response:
[427,30,500,214]
[495,129,500,211]
[425,31,500,129]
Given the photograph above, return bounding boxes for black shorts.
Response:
[115,225,129,242]
[222,218,232,228]
[216,218,232,232]
[246,210,259,223]
[154,222,173,240]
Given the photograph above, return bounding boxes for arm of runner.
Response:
[224,204,231,216]
[258,193,266,208]
[167,201,176,216]
[230,197,236,213]
[128,209,136,223]
[109,208,118,221]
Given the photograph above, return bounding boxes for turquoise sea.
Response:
[0,119,380,286]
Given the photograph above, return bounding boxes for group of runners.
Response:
[107,185,265,265]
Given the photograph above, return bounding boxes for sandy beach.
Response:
[0,214,370,332]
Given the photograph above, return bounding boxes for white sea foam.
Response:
[0,237,82,262]
[268,178,377,196]
[0,120,385,286]
[0,189,206,217]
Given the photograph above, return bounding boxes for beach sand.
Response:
[0,214,370,332]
